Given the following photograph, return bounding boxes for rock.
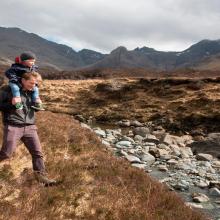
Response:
[117,120,131,127]
[212,161,220,168]
[105,134,117,144]
[131,163,146,169]
[158,149,170,158]
[134,135,144,142]
[157,143,170,150]
[186,202,203,209]
[152,130,166,140]
[149,147,159,158]
[149,147,170,158]
[193,135,206,141]
[195,181,209,189]
[116,141,132,148]
[180,135,193,145]
[143,142,156,147]
[128,149,136,154]
[80,123,92,130]
[121,136,135,144]
[162,134,182,146]
[189,134,220,158]
[142,146,150,154]
[179,147,193,158]
[144,134,160,144]
[75,114,86,122]
[207,133,220,141]
[130,120,143,127]
[94,129,106,137]
[160,177,172,183]
[167,159,179,165]
[127,130,134,137]
[196,153,213,161]
[118,150,128,157]
[140,153,155,166]
[125,155,141,163]
[173,180,189,191]
[174,161,196,171]
[133,127,150,137]
[157,165,168,172]
[192,193,210,203]
[169,144,181,157]
[209,181,220,189]
[160,155,172,160]
[209,188,220,197]
[102,140,111,147]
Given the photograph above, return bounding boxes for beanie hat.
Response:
[20,51,36,61]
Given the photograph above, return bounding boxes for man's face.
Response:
[21,77,36,91]
[22,59,35,67]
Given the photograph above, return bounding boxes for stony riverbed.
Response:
[80,119,220,220]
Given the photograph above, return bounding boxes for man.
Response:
[0,72,56,186]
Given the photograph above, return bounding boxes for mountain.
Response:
[0,27,105,70]
[0,26,220,71]
[90,40,220,71]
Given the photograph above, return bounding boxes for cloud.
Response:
[1,0,220,53]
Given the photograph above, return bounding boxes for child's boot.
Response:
[15,102,23,110]
[31,102,45,111]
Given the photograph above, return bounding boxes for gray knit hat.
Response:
[20,51,36,61]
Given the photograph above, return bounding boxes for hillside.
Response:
[0,27,105,70]
[0,111,206,220]
[41,77,220,136]
[1,27,220,71]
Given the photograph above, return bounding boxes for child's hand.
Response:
[12,97,22,105]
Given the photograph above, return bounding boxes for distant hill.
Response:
[89,40,220,71]
[0,27,220,71]
[0,27,105,70]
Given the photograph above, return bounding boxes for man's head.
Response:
[21,72,41,91]
[20,51,36,68]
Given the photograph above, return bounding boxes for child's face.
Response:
[22,59,35,67]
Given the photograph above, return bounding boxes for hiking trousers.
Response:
[0,124,45,172]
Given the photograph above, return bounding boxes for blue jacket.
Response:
[5,63,38,85]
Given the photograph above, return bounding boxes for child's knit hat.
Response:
[20,51,36,61]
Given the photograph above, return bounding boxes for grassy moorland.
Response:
[0,111,207,220]
[41,77,220,136]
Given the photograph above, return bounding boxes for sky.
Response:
[1,0,220,53]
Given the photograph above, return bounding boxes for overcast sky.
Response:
[1,0,220,53]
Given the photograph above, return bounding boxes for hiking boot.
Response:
[15,102,23,110]
[31,103,45,111]
[34,171,57,187]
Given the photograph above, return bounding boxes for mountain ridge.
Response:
[1,27,220,71]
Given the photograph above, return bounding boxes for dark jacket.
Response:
[0,85,36,125]
[5,63,38,85]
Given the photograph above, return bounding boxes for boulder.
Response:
[192,193,210,203]
[133,127,150,137]
[196,153,213,161]
[94,129,106,137]
[140,153,155,166]
[116,141,132,148]
[125,155,141,163]
[209,188,220,197]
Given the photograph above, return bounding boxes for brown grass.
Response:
[0,111,207,219]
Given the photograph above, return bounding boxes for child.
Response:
[5,51,44,111]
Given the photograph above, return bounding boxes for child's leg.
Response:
[31,86,45,111]
[9,82,21,105]
[32,86,42,103]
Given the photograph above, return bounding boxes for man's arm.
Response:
[0,88,14,112]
